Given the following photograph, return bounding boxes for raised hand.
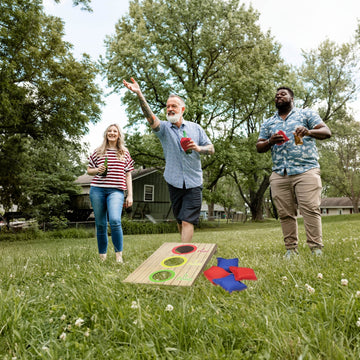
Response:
[123,77,141,94]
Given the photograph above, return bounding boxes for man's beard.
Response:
[275,100,291,110]
[166,112,182,124]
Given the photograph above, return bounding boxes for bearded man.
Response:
[123,78,214,243]
[256,87,331,259]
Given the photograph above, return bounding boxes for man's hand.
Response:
[123,78,141,94]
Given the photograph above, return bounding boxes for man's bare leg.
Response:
[180,221,194,243]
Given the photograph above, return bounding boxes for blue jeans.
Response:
[89,187,124,254]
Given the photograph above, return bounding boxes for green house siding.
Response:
[132,170,174,221]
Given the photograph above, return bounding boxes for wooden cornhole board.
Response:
[123,242,217,286]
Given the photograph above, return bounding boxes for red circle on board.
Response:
[172,244,197,255]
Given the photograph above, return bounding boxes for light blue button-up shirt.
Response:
[154,119,212,189]
[258,108,323,175]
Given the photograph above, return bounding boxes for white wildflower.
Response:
[75,318,84,327]
[60,314,66,321]
[49,318,53,323]
[131,301,138,309]
[356,319,360,328]
[42,346,49,351]
[59,332,66,341]
[133,320,138,325]
[282,276,288,281]
[84,328,90,337]
[341,279,348,286]
[165,304,174,312]
[317,273,323,279]
[305,284,315,294]
[356,291,360,298]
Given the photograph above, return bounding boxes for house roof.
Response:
[75,168,162,185]
[320,197,358,208]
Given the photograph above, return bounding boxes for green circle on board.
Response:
[149,269,176,283]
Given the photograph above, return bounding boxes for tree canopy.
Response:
[0,0,102,222]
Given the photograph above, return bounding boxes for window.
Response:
[144,185,154,202]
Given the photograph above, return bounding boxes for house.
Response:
[200,202,244,221]
[72,168,174,222]
[320,197,360,215]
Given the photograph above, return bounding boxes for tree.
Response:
[103,0,290,220]
[297,40,360,122]
[320,118,360,213]
[0,0,102,222]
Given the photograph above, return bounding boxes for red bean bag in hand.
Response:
[180,137,192,154]
[276,130,289,145]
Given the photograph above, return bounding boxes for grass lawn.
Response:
[1,215,360,359]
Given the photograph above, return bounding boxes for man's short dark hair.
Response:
[276,87,294,98]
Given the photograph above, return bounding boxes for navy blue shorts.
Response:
[167,183,202,225]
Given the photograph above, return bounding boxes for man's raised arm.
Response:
[123,78,161,131]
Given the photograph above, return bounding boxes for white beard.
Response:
[166,112,182,124]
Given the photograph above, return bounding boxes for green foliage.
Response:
[1,216,360,358]
[297,39,359,121]
[0,0,102,219]
[320,118,360,211]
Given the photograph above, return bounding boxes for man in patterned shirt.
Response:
[123,78,214,243]
[257,87,331,258]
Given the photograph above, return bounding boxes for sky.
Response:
[43,0,360,151]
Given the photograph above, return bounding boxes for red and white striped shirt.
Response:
[88,149,135,190]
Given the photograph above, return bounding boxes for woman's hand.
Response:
[97,165,106,175]
[125,195,133,208]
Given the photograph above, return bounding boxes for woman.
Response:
[87,124,134,263]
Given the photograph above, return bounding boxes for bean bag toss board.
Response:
[123,242,217,286]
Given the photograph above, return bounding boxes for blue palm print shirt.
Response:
[258,108,323,175]
[154,119,212,189]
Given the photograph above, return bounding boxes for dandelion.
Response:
[356,291,360,298]
[131,301,138,309]
[75,318,84,327]
[59,332,66,341]
[165,304,174,312]
[341,279,348,286]
[60,314,66,321]
[317,273,323,279]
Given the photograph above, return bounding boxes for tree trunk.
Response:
[351,197,359,213]
[207,202,215,221]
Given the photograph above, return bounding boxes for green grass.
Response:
[1,215,360,359]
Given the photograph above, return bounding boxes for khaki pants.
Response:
[270,168,323,250]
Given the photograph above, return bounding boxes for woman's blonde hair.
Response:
[96,123,127,160]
